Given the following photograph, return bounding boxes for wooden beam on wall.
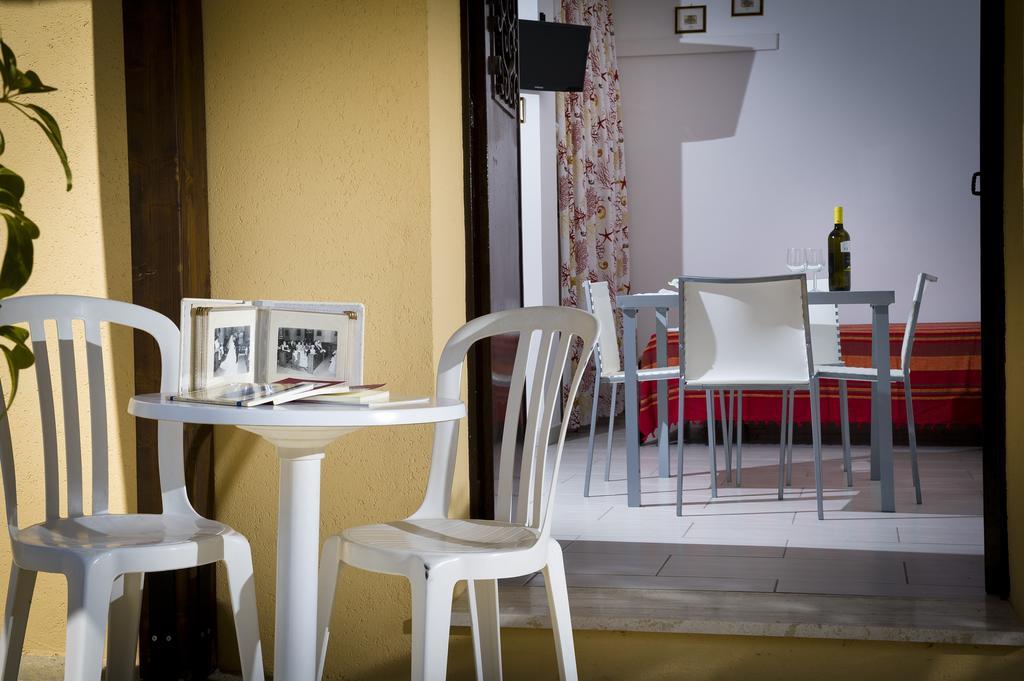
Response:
[122,0,217,677]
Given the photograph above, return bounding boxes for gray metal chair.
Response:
[676,275,826,519]
[581,281,678,497]
[814,273,938,504]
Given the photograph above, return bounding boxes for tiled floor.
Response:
[524,426,985,600]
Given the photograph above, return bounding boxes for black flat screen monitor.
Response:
[519,20,591,92]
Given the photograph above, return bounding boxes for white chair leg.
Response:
[839,380,853,487]
[316,535,343,681]
[543,542,578,681]
[675,380,686,516]
[777,389,789,500]
[810,380,825,520]
[64,564,113,681]
[583,379,601,497]
[603,382,618,482]
[735,391,743,487]
[719,390,732,483]
[705,391,718,498]
[467,579,502,681]
[905,378,923,504]
[106,573,144,681]
[785,389,796,486]
[410,573,455,681]
[224,537,265,681]
[0,564,35,681]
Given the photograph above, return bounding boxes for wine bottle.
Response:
[827,205,851,291]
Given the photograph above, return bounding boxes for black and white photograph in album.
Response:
[212,325,251,377]
[276,328,339,377]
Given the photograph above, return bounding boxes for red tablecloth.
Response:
[638,323,982,442]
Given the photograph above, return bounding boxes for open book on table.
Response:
[175,298,365,405]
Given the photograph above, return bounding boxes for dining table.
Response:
[617,288,898,513]
[128,394,466,681]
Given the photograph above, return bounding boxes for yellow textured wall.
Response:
[201,0,466,676]
[1005,0,1024,618]
[0,0,132,656]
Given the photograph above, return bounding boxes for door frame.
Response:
[980,0,1010,598]
[459,2,1014,597]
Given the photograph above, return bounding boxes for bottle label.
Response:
[840,241,850,253]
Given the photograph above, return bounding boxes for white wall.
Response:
[615,0,980,323]
[520,0,560,310]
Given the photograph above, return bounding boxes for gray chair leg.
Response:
[706,390,718,498]
[584,378,601,497]
[778,389,789,500]
[604,382,619,482]
[839,380,853,487]
[810,379,825,519]
[676,380,686,516]
[735,391,743,487]
[785,389,795,486]
[905,377,922,504]
[719,390,732,483]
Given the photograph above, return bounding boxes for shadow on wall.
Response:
[92,0,138,510]
[620,50,755,143]
[618,50,755,330]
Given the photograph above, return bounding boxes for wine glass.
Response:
[786,248,806,276]
[805,248,824,291]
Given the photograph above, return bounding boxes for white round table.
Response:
[129,393,466,681]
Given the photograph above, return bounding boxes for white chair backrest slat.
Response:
[494,333,531,523]
[56,318,85,517]
[0,295,191,533]
[900,273,938,373]
[410,306,598,539]
[84,320,109,515]
[515,329,555,526]
[530,331,573,530]
[583,280,621,376]
[681,276,813,386]
[28,320,61,521]
[809,303,842,366]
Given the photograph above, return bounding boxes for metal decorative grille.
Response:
[486,0,519,118]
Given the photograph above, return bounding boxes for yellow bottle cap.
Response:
[834,205,844,224]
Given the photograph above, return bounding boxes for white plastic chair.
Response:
[815,273,938,504]
[0,295,264,681]
[581,281,679,496]
[776,301,850,490]
[675,275,826,519]
[315,306,598,681]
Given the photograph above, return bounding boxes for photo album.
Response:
[173,298,366,406]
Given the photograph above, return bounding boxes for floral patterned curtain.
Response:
[557,0,631,428]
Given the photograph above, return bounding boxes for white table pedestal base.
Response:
[239,426,359,681]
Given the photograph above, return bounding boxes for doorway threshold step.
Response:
[452,585,1024,647]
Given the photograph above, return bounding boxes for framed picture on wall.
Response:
[675,5,707,34]
[732,0,764,17]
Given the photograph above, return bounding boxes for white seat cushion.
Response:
[15,513,233,552]
[341,518,540,558]
[815,365,905,381]
[604,366,679,384]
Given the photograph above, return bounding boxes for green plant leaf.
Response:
[0,128,5,155]
[0,166,24,203]
[14,103,70,190]
[0,213,35,298]
[13,70,56,95]
[0,326,33,408]
[0,342,33,407]
[0,325,29,345]
[0,41,17,93]
[0,189,21,213]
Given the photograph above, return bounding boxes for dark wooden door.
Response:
[462,0,523,520]
[980,0,1010,598]
[122,1,217,677]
